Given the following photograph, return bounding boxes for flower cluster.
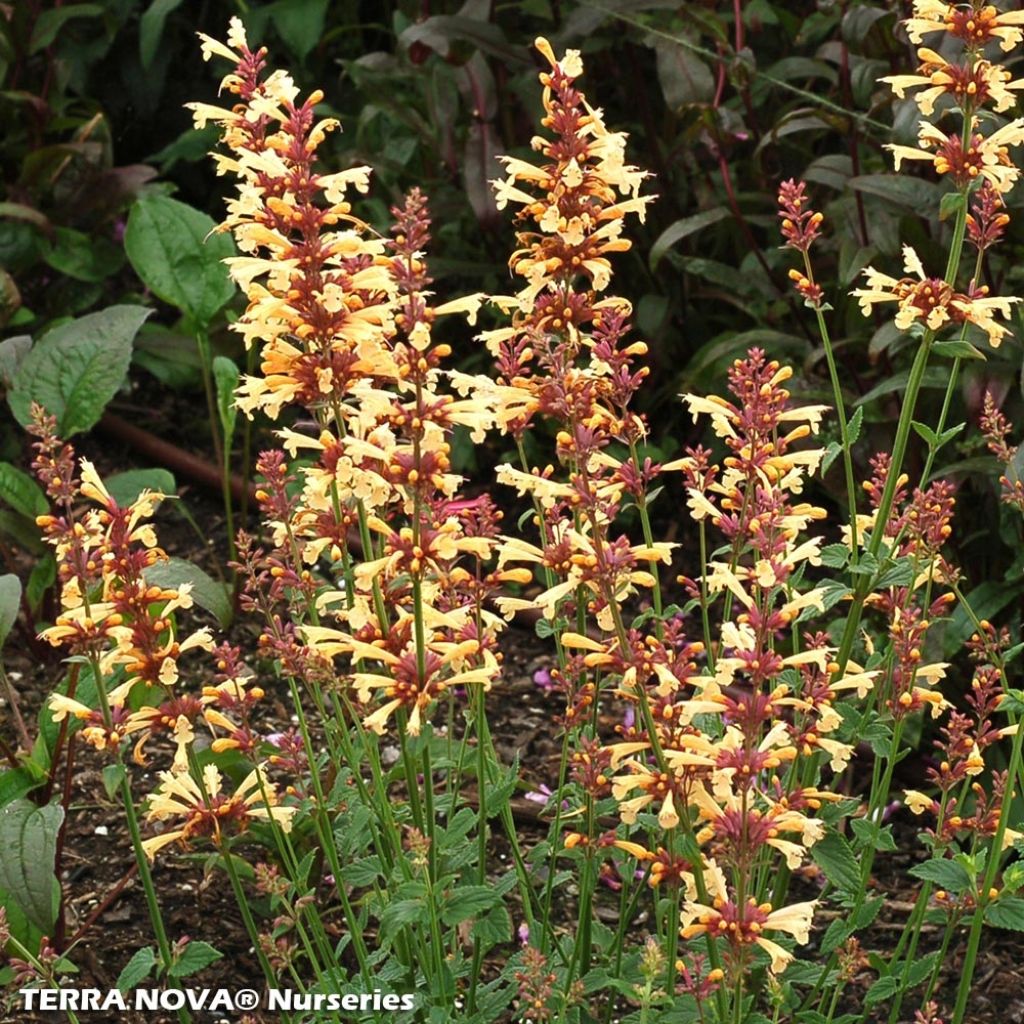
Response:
[855,0,1024,349]
[30,405,291,860]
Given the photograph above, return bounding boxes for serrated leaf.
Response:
[819,543,849,569]
[906,951,941,987]
[850,818,897,852]
[104,469,176,507]
[0,799,63,933]
[822,440,843,474]
[873,558,914,590]
[908,857,973,893]
[912,420,939,447]
[846,405,863,446]
[117,946,157,992]
[864,975,900,1005]
[440,884,501,926]
[811,830,860,894]
[0,574,21,648]
[985,896,1024,931]
[168,940,222,979]
[125,196,235,327]
[8,306,151,436]
[142,557,231,627]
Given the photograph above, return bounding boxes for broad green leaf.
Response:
[811,829,860,894]
[908,857,973,893]
[8,306,151,436]
[43,228,123,283]
[944,581,1024,658]
[984,896,1024,931]
[0,335,30,389]
[125,196,235,327]
[104,469,176,507]
[117,946,157,992]
[653,36,714,109]
[168,940,222,979]
[270,0,329,60]
[0,799,63,933]
[864,975,900,1006]
[440,884,502,926]
[142,557,231,627]
[0,462,48,519]
[0,574,21,647]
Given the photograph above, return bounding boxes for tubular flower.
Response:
[888,119,1024,192]
[852,245,1020,346]
[904,1,1024,51]
[142,763,295,861]
[882,49,1024,114]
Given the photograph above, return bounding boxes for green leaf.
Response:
[29,4,104,53]
[26,555,55,614]
[0,574,21,647]
[822,440,843,474]
[0,462,47,519]
[125,196,235,327]
[653,35,714,109]
[985,896,1024,931]
[142,557,231,627]
[811,830,860,894]
[932,339,985,360]
[117,946,157,992]
[8,306,151,436]
[104,469,176,507]
[380,898,427,929]
[43,228,123,283]
[139,0,185,68]
[847,406,863,446]
[939,191,966,221]
[873,558,914,590]
[0,799,63,933]
[819,543,849,569]
[906,951,941,987]
[944,581,1024,659]
[864,975,900,1006]
[0,335,31,389]
[850,818,897,852]
[440,885,501,926]
[168,940,222,979]
[212,356,239,450]
[270,0,329,60]
[908,857,973,894]
[649,208,731,271]
[850,174,942,211]
[102,764,126,800]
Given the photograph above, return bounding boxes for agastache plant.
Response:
[18,7,1024,1023]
